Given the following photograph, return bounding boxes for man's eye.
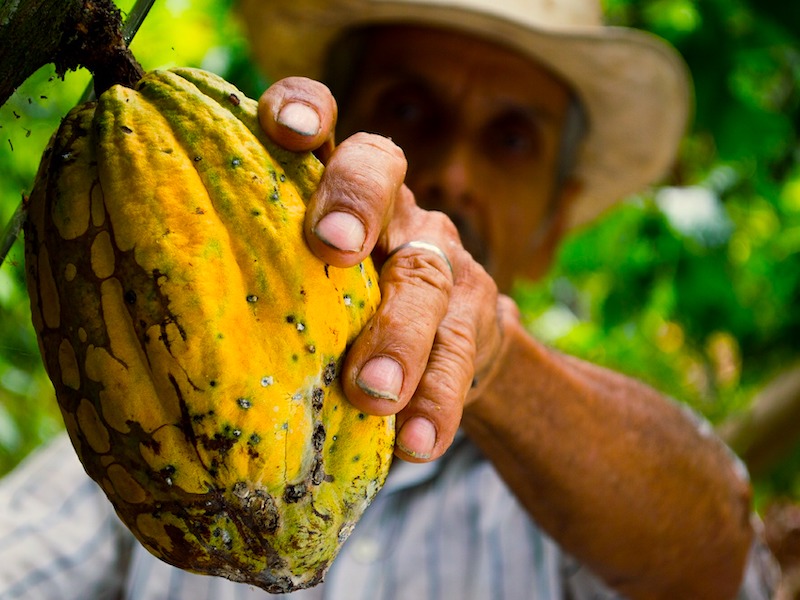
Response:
[498,129,532,151]
[387,97,423,123]
[486,116,542,158]
[372,85,432,130]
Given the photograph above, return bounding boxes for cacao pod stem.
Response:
[56,0,145,96]
[0,0,155,271]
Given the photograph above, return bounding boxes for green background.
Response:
[0,0,798,508]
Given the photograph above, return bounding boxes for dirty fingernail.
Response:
[314,211,366,253]
[357,356,403,402]
[277,102,320,136]
[397,417,436,460]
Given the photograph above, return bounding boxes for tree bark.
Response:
[0,0,142,107]
[0,0,81,106]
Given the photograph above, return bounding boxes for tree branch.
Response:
[717,363,800,478]
[0,0,81,106]
[0,0,143,107]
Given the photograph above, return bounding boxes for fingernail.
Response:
[314,211,366,253]
[397,417,436,460]
[277,102,320,136]
[356,356,403,402]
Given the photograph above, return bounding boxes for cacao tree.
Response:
[0,0,799,502]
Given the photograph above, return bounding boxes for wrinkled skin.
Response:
[258,25,756,600]
[258,25,571,461]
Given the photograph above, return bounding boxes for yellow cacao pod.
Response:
[24,68,394,593]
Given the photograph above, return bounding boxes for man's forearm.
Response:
[461,316,754,600]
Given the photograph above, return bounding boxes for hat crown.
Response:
[378,0,603,29]
[240,0,690,229]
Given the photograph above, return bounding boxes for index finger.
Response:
[257,77,337,159]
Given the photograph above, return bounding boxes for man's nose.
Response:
[409,143,490,267]
[412,143,474,212]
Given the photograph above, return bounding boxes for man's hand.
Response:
[258,77,510,462]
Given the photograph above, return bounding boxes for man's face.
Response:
[337,26,581,292]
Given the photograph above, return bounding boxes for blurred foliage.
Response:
[0,0,798,506]
[517,0,800,503]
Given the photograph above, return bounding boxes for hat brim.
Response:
[239,0,692,230]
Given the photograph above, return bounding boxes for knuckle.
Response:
[477,267,499,299]
[344,133,408,185]
[387,249,454,294]
[333,167,384,207]
[353,161,395,199]
[456,249,495,291]
[329,137,406,204]
[273,76,332,101]
[436,322,478,371]
[427,210,460,240]
[348,131,407,164]
[318,163,386,219]
[378,302,431,341]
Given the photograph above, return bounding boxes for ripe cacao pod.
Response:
[24,67,394,593]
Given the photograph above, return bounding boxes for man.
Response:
[0,0,779,598]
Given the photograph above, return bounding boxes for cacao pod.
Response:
[24,67,394,593]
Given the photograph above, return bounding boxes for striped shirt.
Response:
[0,432,778,600]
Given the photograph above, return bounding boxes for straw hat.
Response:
[238,0,692,230]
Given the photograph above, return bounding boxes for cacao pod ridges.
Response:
[24,67,394,593]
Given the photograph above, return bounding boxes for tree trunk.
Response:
[0,0,142,107]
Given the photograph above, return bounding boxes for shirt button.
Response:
[350,536,382,563]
